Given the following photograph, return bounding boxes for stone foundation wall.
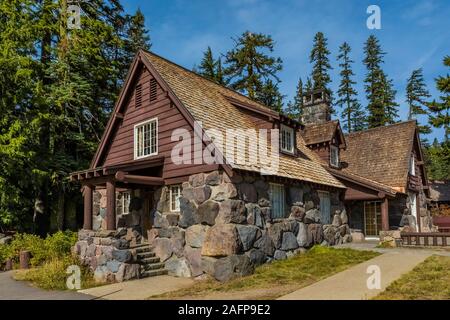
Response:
[149,171,350,282]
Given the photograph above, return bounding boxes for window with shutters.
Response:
[269,183,286,218]
[134,118,158,159]
[135,83,142,108]
[150,78,157,102]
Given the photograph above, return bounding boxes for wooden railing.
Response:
[400,232,450,247]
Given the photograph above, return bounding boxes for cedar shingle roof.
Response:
[340,121,417,189]
[144,51,344,189]
[430,180,450,202]
[302,120,339,145]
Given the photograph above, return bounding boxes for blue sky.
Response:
[122,0,449,142]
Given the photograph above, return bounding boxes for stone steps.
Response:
[134,243,167,278]
[140,268,168,278]
[141,262,165,271]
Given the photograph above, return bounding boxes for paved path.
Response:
[278,249,431,300]
[0,271,92,300]
[78,275,194,300]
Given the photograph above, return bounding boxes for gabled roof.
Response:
[116,51,345,188]
[142,51,344,188]
[302,120,346,148]
[340,120,418,189]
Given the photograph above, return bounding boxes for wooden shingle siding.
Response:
[102,66,214,180]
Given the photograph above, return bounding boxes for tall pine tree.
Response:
[195,47,226,85]
[286,78,304,119]
[363,35,397,127]
[309,32,333,104]
[256,79,284,112]
[224,31,282,99]
[406,68,431,134]
[336,42,361,132]
[428,56,450,142]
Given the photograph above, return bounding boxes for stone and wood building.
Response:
[70,50,434,282]
[70,50,351,282]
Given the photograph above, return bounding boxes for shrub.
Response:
[2,230,78,267]
[16,255,97,290]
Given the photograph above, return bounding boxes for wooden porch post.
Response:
[381,197,389,231]
[106,180,116,230]
[83,185,93,230]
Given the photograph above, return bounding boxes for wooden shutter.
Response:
[150,78,157,102]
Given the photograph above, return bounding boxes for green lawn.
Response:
[374,255,450,300]
[150,245,379,300]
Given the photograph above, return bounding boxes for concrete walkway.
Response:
[0,271,92,300]
[278,250,431,300]
[78,275,194,300]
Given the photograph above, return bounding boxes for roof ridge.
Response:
[345,120,417,137]
[143,50,278,114]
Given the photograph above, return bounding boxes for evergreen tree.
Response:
[424,138,450,179]
[286,78,304,119]
[124,8,151,64]
[428,56,450,142]
[309,32,333,97]
[406,68,431,134]
[0,0,146,232]
[336,42,359,132]
[224,31,282,99]
[350,102,367,131]
[381,73,399,124]
[304,77,313,93]
[195,47,226,85]
[256,79,284,112]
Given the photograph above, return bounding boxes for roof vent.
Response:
[135,84,142,108]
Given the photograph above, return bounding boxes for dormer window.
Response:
[409,154,415,176]
[330,145,339,167]
[280,124,294,154]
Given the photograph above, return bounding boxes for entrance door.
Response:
[318,191,331,224]
[141,190,153,241]
[364,201,382,236]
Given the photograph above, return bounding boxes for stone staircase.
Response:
[131,243,168,278]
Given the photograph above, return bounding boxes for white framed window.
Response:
[280,124,295,153]
[170,185,182,212]
[409,154,415,176]
[330,145,339,167]
[269,183,286,219]
[121,191,131,215]
[134,118,158,159]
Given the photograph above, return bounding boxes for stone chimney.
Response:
[301,89,331,125]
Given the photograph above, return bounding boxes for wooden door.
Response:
[141,189,153,240]
[364,201,382,236]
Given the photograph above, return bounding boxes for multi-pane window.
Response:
[134,118,157,159]
[280,125,294,153]
[170,185,182,212]
[270,183,286,219]
[330,145,339,167]
[121,191,131,215]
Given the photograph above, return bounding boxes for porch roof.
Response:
[70,156,165,183]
